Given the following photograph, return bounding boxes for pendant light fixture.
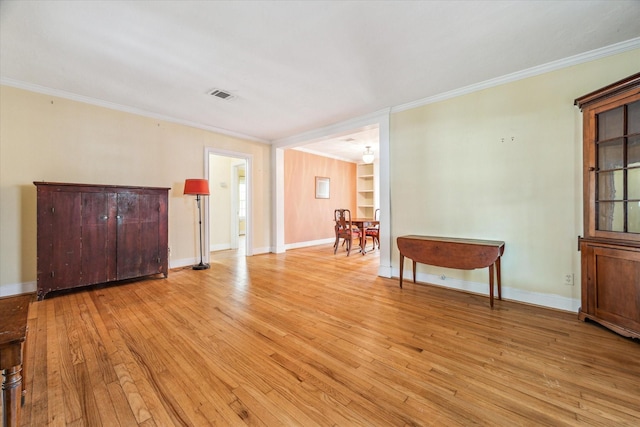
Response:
[362,146,374,164]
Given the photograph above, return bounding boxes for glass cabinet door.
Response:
[595,100,640,234]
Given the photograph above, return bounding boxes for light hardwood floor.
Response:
[13,244,640,426]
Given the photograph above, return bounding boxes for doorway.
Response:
[272,110,391,277]
[205,148,252,258]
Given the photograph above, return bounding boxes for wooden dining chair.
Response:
[334,209,361,256]
[365,208,380,250]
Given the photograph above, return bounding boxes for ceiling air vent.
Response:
[207,89,234,100]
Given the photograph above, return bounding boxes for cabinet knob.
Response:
[116,215,122,219]
[102,215,108,220]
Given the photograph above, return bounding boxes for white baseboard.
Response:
[208,243,272,256]
[378,264,393,279]
[210,243,231,252]
[252,246,271,255]
[390,268,580,313]
[0,281,37,297]
[285,238,335,251]
[170,257,199,269]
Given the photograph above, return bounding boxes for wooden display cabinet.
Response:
[574,73,640,339]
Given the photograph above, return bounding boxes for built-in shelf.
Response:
[356,163,377,218]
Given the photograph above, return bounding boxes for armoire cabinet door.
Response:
[137,192,166,277]
[116,190,167,280]
[81,191,117,285]
[36,189,82,295]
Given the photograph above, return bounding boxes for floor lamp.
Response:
[184,178,210,270]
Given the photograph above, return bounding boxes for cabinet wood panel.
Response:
[35,182,169,300]
[579,240,640,337]
[81,191,116,284]
[36,190,83,290]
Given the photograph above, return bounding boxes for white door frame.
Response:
[271,108,391,277]
[230,162,246,250]
[204,147,253,257]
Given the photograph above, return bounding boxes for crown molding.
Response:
[3,38,638,143]
[0,77,269,144]
[392,37,640,114]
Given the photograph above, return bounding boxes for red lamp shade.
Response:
[183,179,210,195]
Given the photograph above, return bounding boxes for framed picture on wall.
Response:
[315,176,330,199]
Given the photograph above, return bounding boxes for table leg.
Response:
[399,254,404,288]
[412,260,417,283]
[496,256,502,300]
[2,365,23,427]
[488,264,495,308]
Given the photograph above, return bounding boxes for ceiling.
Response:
[2,1,640,162]
[293,127,380,163]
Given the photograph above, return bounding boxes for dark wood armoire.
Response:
[574,73,640,339]
[35,182,170,300]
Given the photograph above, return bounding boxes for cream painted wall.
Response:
[390,49,640,310]
[0,86,271,296]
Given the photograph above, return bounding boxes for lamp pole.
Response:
[194,193,209,270]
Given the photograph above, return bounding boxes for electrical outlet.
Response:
[564,273,574,286]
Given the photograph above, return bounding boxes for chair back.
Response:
[334,208,354,234]
[365,208,380,250]
[333,208,360,255]
[368,209,380,230]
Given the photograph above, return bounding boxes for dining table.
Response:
[351,218,379,254]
